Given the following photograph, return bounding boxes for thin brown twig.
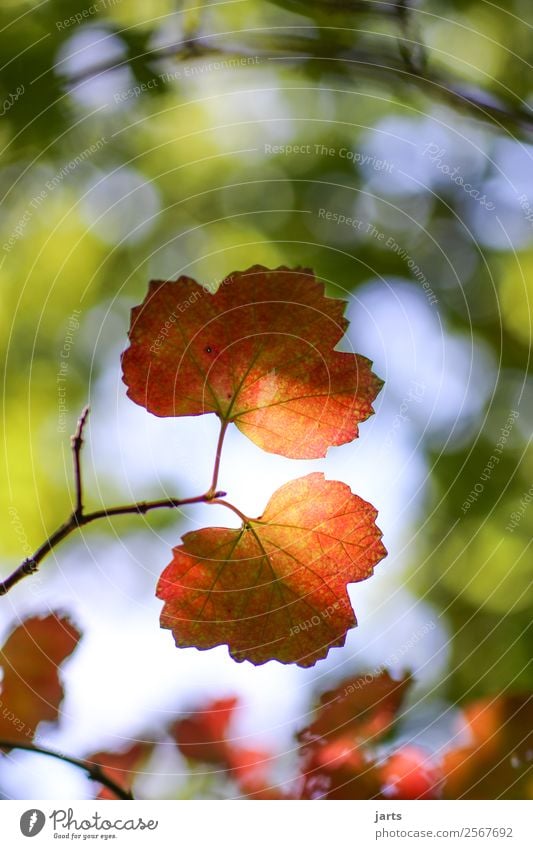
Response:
[0,407,226,597]
[71,405,89,517]
[0,740,133,800]
[0,495,226,597]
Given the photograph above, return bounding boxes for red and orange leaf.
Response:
[0,614,80,746]
[170,697,239,765]
[442,694,533,799]
[157,473,386,667]
[88,741,154,800]
[298,671,411,747]
[121,266,382,458]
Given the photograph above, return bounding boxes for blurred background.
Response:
[0,0,531,798]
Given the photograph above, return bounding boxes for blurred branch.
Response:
[268,0,399,13]
[0,740,133,800]
[56,25,533,138]
[330,46,533,134]
[71,405,89,518]
[395,0,427,74]
[0,408,226,597]
[263,36,533,135]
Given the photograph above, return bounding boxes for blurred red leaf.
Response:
[297,671,410,799]
[226,746,281,798]
[121,266,382,458]
[171,697,239,765]
[381,746,442,799]
[0,614,80,747]
[443,694,533,799]
[88,741,153,800]
[300,735,382,799]
[298,671,411,746]
[157,473,386,666]
[170,697,284,798]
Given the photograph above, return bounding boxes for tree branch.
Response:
[395,0,427,75]
[0,407,226,597]
[0,740,133,800]
[53,23,533,138]
[265,37,533,135]
[71,405,89,517]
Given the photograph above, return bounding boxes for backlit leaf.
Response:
[122,266,382,458]
[157,473,386,667]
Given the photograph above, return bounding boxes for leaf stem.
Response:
[0,740,133,800]
[211,499,250,525]
[208,418,229,498]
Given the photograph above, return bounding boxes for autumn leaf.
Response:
[157,473,386,667]
[171,697,239,765]
[297,671,410,799]
[0,614,80,746]
[122,266,382,458]
[298,671,411,746]
[88,741,154,800]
